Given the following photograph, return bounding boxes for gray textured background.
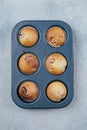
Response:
[0,0,87,130]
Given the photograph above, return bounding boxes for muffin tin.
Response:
[11,20,74,108]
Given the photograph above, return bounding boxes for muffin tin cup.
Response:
[11,20,74,109]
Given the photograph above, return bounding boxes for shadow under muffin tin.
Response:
[11,20,74,109]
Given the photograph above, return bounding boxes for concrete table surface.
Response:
[0,0,87,130]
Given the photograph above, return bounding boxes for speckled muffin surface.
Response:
[46,53,67,75]
[46,81,67,102]
[46,26,66,47]
[18,26,39,47]
[18,81,39,102]
[18,53,39,74]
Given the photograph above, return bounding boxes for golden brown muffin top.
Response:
[46,53,67,75]
[46,81,67,102]
[46,26,66,47]
[18,81,39,101]
[18,53,39,74]
[18,26,39,47]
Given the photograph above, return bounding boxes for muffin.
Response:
[46,26,66,47]
[18,26,39,47]
[18,53,39,74]
[46,53,67,75]
[18,81,39,102]
[46,81,67,102]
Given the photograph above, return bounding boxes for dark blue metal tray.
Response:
[11,20,74,109]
